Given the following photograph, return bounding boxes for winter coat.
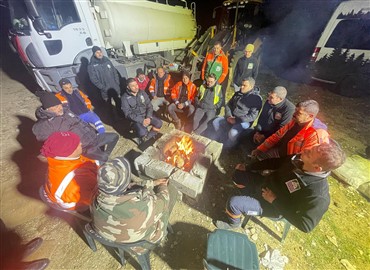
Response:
[195,84,223,111]
[55,89,92,111]
[233,55,258,86]
[201,49,229,83]
[170,81,197,106]
[148,73,172,97]
[225,87,263,123]
[88,56,120,93]
[121,90,153,124]
[135,76,150,91]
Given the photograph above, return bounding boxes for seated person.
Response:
[121,78,162,144]
[212,77,262,148]
[148,67,172,112]
[41,131,98,210]
[192,73,223,135]
[251,100,329,160]
[91,157,178,251]
[242,86,295,155]
[56,78,105,134]
[215,141,346,233]
[168,70,197,130]
[135,68,150,91]
[33,92,119,162]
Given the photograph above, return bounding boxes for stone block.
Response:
[169,169,203,199]
[205,140,223,162]
[191,133,212,147]
[144,159,175,179]
[190,153,212,181]
[332,155,370,188]
[134,153,152,173]
[143,146,160,158]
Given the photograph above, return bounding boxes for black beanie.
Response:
[59,78,71,87]
[92,46,101,54]
[40,92,62,109]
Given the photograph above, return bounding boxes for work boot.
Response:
[22,258,50,270]
[214,220,241,230]
[22,237,43,258]
[174,120,182,130]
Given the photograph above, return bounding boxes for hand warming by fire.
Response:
[164,136,194,171]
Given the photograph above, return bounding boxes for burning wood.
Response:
[164,136,194,171]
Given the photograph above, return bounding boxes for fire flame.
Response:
[165,136,194,171]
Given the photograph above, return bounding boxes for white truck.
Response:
[7,0,197,92]
[309,0,370,97]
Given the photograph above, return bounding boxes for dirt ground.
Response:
[1,48,369,270]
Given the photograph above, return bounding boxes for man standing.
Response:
[88,46,121,102]
[91,157,178,250]
[168,70,197,130]
[148,67,172,112]
[251,100,329,160]
[192,73,223,135]
[33,92,118,162]
[56,78,105,133]
[215,141,346,233]
[41,132,98,210]
[243,86,295,154]
[212,77,262,148]
[233,44,258,92]
[121,78,162,143]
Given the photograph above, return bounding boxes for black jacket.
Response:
[88,56,120,92]
[233,55,258,86]
[247,156,330,233]
[225,87,262,123]
[256,99,295,137]
[121,90,153,123]
[32,107,97,147]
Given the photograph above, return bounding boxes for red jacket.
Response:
[45,155,98,210]
[55,90,92,110]
[135,76,150,91]
[201,50,229,83]
[257,119,330,155]
[170,81,197,105]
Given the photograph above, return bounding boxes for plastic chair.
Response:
[39,186,91,222]
[242,215,291,243]
[204,229,259,270]
[83,223,157,269]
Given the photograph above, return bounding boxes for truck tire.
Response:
[335,75,369,97]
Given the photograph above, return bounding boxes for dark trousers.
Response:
[192,108,216,135]
[84,132,119,162]
[133,116,162,138]
[167,103,195,122]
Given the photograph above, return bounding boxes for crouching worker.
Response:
[91,157,178,251]
[215,141,346,233]
[41,132,98,210]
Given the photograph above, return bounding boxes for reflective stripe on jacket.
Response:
[55,90,92,110]
[198,84,222,105]
[45,156,98,210]
[257,118,330,155]
[201,50,229,83]
[149,74,172,96]
[170,81,197,104]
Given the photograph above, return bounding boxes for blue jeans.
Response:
[79,111,105,134]
[212,117,250,148]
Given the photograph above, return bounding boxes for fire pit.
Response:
[134,130,223,199]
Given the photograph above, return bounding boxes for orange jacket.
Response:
[45,155,98,210]
[149,74,172,96]
[55,90,93,110]
[201,50,229,83]
[170,81,197,104]
[257,119,330,155]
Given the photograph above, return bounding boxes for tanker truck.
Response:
[7,0,197,92]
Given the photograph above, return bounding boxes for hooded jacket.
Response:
[225,87,263,123]
[88,55,120,92]
[32,107,98,148]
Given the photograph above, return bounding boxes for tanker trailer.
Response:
[6,0,197,92]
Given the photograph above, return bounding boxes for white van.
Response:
[310,0,370,97]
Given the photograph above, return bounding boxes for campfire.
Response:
[164,136,194,172]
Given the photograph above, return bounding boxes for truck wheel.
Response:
[336,75,369,97]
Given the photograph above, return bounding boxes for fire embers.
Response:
[164,136,194,171]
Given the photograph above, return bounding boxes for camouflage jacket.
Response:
[91,181,170,246]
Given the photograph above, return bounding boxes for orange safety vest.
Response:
[149,74,172,96]
[55,90,93,110]
[201,50,229,84]
[170,81,197,103]
[257,119,330,155]
[45,155,98,210]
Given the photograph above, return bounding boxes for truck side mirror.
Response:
[24,0,52,38]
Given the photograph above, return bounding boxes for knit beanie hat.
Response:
[92,46,101,54]
[40,92,62,109]
[59,78,71,87]
[41,132,80,158]
[98,157,132,195]
[245,44,254,52]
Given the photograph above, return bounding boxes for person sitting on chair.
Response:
[212,77,262,149]
[41,131,98,210]
[91,157,178,250]
[121,78,162,144]
[168,70,197,130]
[215,141,346,233]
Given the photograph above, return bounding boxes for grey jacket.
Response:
[88,56,120,93]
